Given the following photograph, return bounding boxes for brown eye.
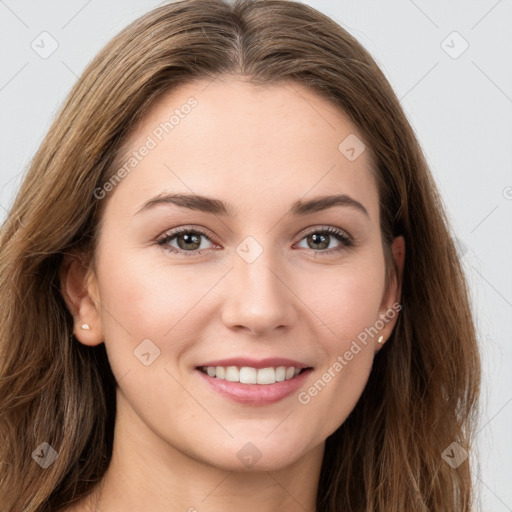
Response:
[157,228,214,256]
[295,226,353,254]
[306,232,330,250]
[174,231,202,250]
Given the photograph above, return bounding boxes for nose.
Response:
[220,248,297,337]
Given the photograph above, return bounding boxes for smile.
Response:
[198,365,308,385]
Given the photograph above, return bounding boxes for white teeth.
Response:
[225,366,239,382]
[256,367,275,385]
[275,366,286,382]
[202,365,305,385]
[239,367,257,384]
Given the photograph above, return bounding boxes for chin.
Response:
[191,434,314,472]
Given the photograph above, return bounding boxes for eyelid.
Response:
[157,225,219,244]
[298,224,352,241]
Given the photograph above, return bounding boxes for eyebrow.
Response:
[135,192,370,219]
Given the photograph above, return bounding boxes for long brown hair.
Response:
[0,0,481,510]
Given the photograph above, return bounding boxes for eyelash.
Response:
[156,225,354,257]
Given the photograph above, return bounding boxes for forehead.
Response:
[104,78,379,221]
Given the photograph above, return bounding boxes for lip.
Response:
[196,357,311,370]
[195,367,313,406]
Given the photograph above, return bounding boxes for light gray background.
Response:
[1,1,511,510]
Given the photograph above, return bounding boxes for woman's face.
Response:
[73,78,404,471]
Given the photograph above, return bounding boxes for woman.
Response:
[0,0,481,510]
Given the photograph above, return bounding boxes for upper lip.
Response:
[196,357,312,370]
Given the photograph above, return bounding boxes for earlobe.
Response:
[60,253,104,346]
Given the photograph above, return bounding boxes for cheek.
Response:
[298,340,374,442]
[97,248,209,335]
[293,256,385,345]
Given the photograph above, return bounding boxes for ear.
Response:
[375,235,405,350]
[60,252,104,346]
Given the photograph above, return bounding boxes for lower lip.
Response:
[195,368,313,406]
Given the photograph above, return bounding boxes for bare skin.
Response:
[61,77,404,512]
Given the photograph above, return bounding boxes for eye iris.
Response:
[308,233,329,250]
[177,232,201,250]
